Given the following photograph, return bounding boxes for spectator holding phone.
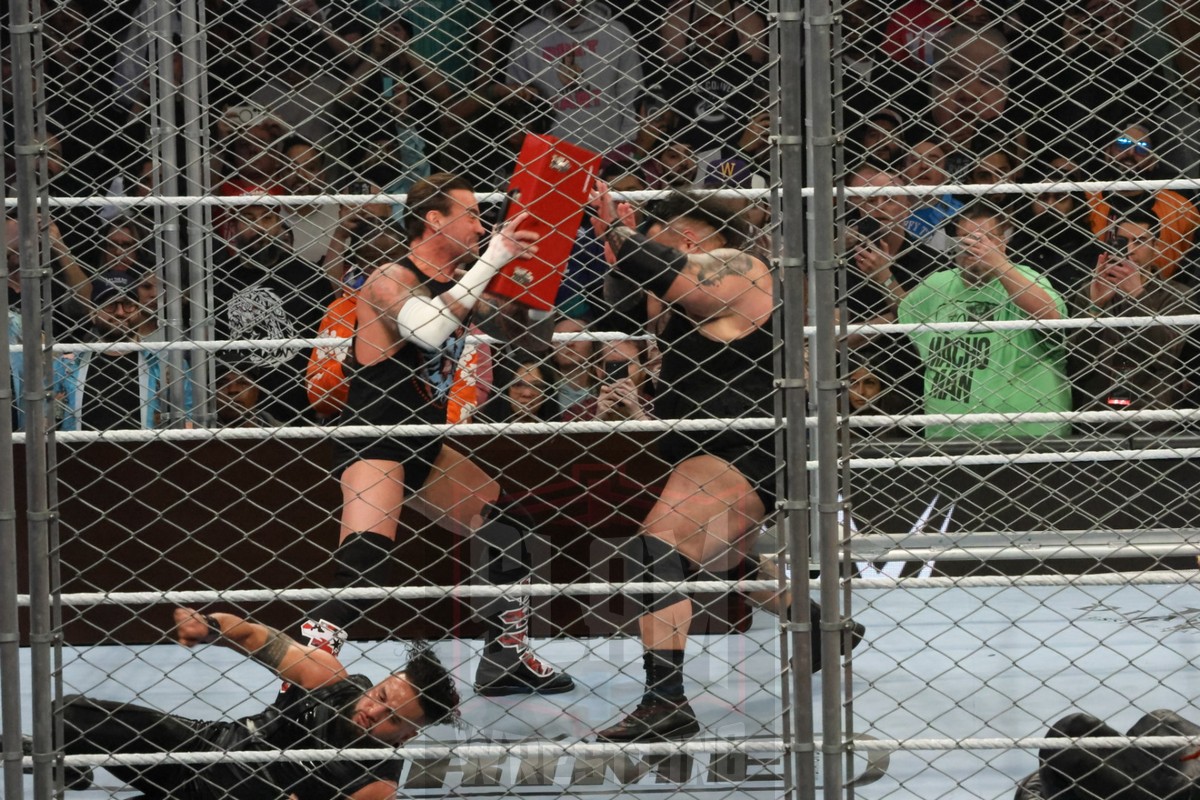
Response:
[857,201,1072,440]
[480,350,561,423]
[562,337,654,422]
[1084,122,1200,280]
[846,160,943,323]
[1072,209,1197,429]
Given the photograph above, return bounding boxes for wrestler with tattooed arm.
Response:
[589,186,864,742]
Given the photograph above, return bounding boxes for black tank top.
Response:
[655,308,774,425]
[342,258,469,427]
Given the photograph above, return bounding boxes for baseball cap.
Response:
[91,269,141,307]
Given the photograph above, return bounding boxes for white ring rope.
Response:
[848,570,1200,590]
[33,732,1200,769]
[845,407,1200,428]
[9,330,654,355]
[9,313,1194,357]
[2,187,769,209]
[14,417,777,445]
[17,570,1196,608]
[9,177,1200,210]
[13,413,1200,450]
[857,543,1200,561]
[838,446,1200,470]
[17,580,782,608]
[827,312,1200,337]
[34,739,786,768]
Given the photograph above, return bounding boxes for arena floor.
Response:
[17,581,1200,799]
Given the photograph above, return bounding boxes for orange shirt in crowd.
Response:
[1087,190,1200,278]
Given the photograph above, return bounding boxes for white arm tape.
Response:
[395,249,507,351]
[442,250,504,309]
[395,295,460,351]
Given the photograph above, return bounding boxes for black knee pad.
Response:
[1129,709,1200,737]
[1048,712,1111,739]
[330,531,394,587]
[623,535,688,612]
[315,531,395,628]
[705,557,760,584]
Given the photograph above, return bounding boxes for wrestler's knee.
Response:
[54,694,88,720]
[1130,709,1200,736]
[1046,712,1110,739]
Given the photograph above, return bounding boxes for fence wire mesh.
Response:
[5,0,1200,799]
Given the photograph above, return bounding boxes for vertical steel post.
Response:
[805,0,846,794]
[0,76,25,800]
[770,0,797,796]
[28,18,66,790]
[10,0,54,796]
[154,0,188,424]
[180,0,214,425]
[778,0,816,798]
[828,4,858,796]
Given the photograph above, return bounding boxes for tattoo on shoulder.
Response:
[605,225,639,253]
[254,627,297,670]
[695,252,755,287]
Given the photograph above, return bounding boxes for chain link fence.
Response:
[5,0,1200,799]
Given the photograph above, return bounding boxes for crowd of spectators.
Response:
[4,0,1200,440]
[838,0,1200,441]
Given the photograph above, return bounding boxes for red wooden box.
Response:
[487,134,601,311]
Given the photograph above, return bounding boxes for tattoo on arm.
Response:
[253,627,297,670]
[604,225,639,253]
[695,252,755,287]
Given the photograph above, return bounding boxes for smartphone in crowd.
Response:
[851,215,883,249]
[601,358,633,384]
[1107,232,1130,259]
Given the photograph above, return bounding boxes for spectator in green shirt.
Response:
[855,202,1072,440]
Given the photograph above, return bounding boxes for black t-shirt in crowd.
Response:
[213,249,331,423]
[650,47,767,155]
[80,351,142,431]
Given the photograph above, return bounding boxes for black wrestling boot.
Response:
[474,586,575,696]
[595,696,701,742]
[22,735,93,790]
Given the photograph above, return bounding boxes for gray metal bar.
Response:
[777,0,815,799]
[27,15,67,797]
[803,0,845,797]
[829,4,857,793]
[180,0,214,425]
[10,0,54,797]
[154,0,187,425]
[0,64,26,800]
[766,1,799,797]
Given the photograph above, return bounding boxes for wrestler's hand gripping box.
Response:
[486,133,601,311]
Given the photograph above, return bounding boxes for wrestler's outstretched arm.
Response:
[590,182,771,320]
[173,607,346,691]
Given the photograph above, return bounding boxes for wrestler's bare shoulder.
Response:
[360,262,428,312]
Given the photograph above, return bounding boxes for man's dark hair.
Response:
[956,199,1014,234]
[404,173,476,242]
[644,191,749,251]
[846,156,895,182]
[280,134,318,156]
[1113,207,1161,239]
[406,645,460,726]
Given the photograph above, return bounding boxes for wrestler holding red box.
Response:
[292,172,577,699]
